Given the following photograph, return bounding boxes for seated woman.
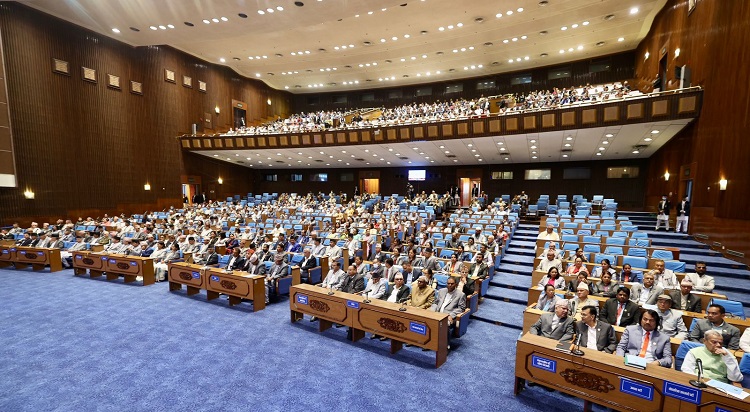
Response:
[153,243,181,282]
[567,271,600,295]
[446,253,464,274]
[537,267,566,290]
[536,284,561,312]
[591,258,616,279]
[457,245,472,262]
[565,257,590,277]
[465,237,478,252]
[596,271,620,298]
[421,268,439,290]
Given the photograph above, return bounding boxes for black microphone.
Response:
[689,358,707,388]
[571,331,584,356]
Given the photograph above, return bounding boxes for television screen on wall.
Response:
[408,170,426,181]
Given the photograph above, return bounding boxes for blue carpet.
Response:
[0,267,604,412]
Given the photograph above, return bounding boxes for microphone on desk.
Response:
[570,332,584,356]
[399,301,407,312]
[327,287,335,296]
[689,358,707,388]
[362,291,371,304]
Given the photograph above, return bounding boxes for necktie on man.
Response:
[616,303,624,323]
[639,331,650,357]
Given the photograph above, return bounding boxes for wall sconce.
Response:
[674,48,680,58]
[664,171,670,181]
[217,177,223,185]
[144,183,151,191]
[215,105,220,115]
[644,51,650,60]
[719,179,728,191]
[23,189,35,199]
[267,98,272,106]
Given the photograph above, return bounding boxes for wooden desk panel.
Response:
[167,262,206,296]
[515,333,750,412]
[104,254,155,285]
[204,268,266,311]
[0,245,15,267]
[13,247,63,272]
[72,251,106,276]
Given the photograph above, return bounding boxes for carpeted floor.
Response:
[0,267,604,412]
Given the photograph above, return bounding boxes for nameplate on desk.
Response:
[10,248,16,252]
[715,408,732,412]
[192,271,200,279]
[101,256,108,261]
[296,294,309,305]
[531,355,557,373]
[37,251,44,256]
[346,300,360,309]
[75,255,82,259]
[109,259,116,264]
[2,250,8,254]
[663,381,701,404]
[130,261,137,266]
[620,378,654,401]
[409,322,427,335]
[210,275,220,282]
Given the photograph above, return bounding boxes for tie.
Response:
[639,331,650,358]
[616,303,624,325]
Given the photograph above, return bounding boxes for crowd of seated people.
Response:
[216,80,642,136]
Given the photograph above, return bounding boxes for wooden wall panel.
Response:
[0,3,288,223]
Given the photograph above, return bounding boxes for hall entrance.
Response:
[361,178,379,195]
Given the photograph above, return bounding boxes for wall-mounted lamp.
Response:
[267,98,272,106]
[144,183,151,191]
[644,51,650,60]
[215,105,220,115]
[23,189,35,199]
[674,48,680,58]
[664,171,670,181]
[217,177,223,185]
[719,179,728,191]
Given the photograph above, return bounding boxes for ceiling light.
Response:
[559,50,565,54]
[503,39,509,44]
[159,25,167,30]
[572,24,579,29]
[651,130,660,134]
[508,59,514,63]
[605,133,614,138]
[532,156,537,159]
[630,7,639,14]
[219,58,225,63]
[524,56,529,60]
[211,18,219,23]
[392,36,398,40]
[220,17,228,21]
[267,8,274,13]
[583,21,590,26]
[404,34,410,38]
[599,147,605,151]
[112,28,120,33]
[439,26,445,31]
[562,154,568,158]
[521,35,527,40]
[496,13,503,18]
[561,26,567,30]
[277,6,284,11]
[644,137,653,142]
[258,10,265,15]
[507,10,513,15]
[530,145,537,149]
[564,143,571,147]
[618,37,625,42]
[516,58,521,62]
[448,25,454,29]
[577,45,583,50]
[596,152,602,156]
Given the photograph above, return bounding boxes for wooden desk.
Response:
[289,283,449,367]
[72,251,155,285]
[8,246,63,272]
[0,245,16,267]
[515,333,750,411]
[204,267,266,311]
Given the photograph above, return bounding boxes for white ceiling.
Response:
[196,119,694,168]
[20,0,666,94]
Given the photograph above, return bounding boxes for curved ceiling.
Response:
[20,0,666,94]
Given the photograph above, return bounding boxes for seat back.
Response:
[708,298,746,320]
[739,353,750,389]
[605,237,626,246]
[627,248,647,257]
[594,253,616,265]
[651,249,674,260]
[583,244,601,254]
[622,256,647,269]
[604,246,624,256]
[675,341,703,371]
[664,260,686,273]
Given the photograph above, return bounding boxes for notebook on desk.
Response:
[624,354,647,369]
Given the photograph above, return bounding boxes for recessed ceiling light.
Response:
[583,21,590,26]
[599,147,606,151]
[564,143,571,147]
[561,26,567,30]
[159,25,167,30]
[220,17,228,21]
[603,141,609,145]
[566,136,573,141]
[111,28,120,33]
[618,37,625,42]
[572,24,578,29]
[219,58,226,63]
[644,137,653,142]
[651,130,660,134]
[630,7,639,14]
[605,133,614,138]
[596,152,602,156]
[496,13,503,18]
[532,156,537,159]
[562,154,568,158]
[211,18,219,23]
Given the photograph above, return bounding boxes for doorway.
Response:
[232,99,248,130]
[361,178,379,195]
[658,53,668,92]
[182,184,199,204]
[683,179,693,200]
[459,178,481,207]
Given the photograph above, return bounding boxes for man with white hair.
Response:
[537,224,560,241]
[530,299,575,341]
[681,330,743,384]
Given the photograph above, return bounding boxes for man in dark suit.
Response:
[371,244,386,263]
[675,195,691,233]
[530,300,575,341]
[422,247,439,272]
[471,184,479,198]
[432,277,467,349]
[382,273,411,304]
[298,248,318,283]
[688,304,741,350]
[16,232,33,246]
[669,278,702,313]
[244,254,266,276]
[468,253,489,279]
[616,309,673,367]
[655,195,671,231]
[599,287,639,327]
[202,246,219,266]
[401,261,422,284]
[225,248,246,271]
[577,305,617,353]
[340,264,365,294]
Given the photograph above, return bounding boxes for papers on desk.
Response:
[705,379,750,400]
[624,354,648,369]
[641,304,658,311]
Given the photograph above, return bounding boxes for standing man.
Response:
[616,309,673,368]
[681,330,744,384]
[655,195,671,231]
[675,195,691,233]
[576,305,617,353]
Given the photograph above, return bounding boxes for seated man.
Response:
[310,237,327,258]
[537,243,561,259]
[422,247,439,272]
[244,254,266,276]
[599,286,639,327]
[401,261,421,284]
[529,299,574,341]
[568,282,598,319]
[688,304,741,350]
[408,275,435,310]
[537,224,560,241]
[681,330,744,384]
[654,294,688,339]
[432,277,466,350]
[367,257,384,280]
[225,248,246,271]
[630,272,664,305]
[340,264,365,294]
[319,260,345,291]
[298,248,318,283]
[650,259,679,290]
[361,270,387,300]
[536,250,562,273]
[576,305,616,353]
[669,278,702,313]
[382,273,410,304]
[616,309,673,368]
[468,253,489,280]
[684,261,715,293]
[264,254,289,304]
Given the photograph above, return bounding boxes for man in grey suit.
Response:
[669,278,702,313]
[530,299,575,342]
[576,305,616,353]
[629,272,663,305]
[264,254,289,304]
[422,247,439,272]
[655,294,688,339]
[688,304,741,350]
[616,309,673,368]
[432,277,466,350]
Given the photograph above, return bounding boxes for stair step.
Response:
[471,299,526,329]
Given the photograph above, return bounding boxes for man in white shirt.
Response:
[536,250,563,273]
[650,260,679,290]
[684,261,715,293]
[630,272,664,305]
[681,330,743,384]
[537,225,560,241]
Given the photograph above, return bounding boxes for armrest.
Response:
[454,307,472,338]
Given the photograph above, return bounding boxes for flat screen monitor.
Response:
[408,170,426,181]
